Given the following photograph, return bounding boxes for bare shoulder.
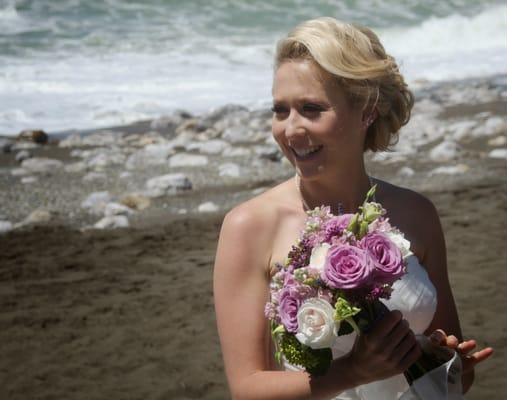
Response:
[374,178,442,261]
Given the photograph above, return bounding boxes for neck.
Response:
[296,165,372,215]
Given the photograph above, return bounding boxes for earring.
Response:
[364,113,375,128]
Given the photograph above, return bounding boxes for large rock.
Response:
[17,129,48,144]
[21,157,64,174]
[81,131,124,147]
[168,153,208,168]
[15,150,32,163]
[81,191,113,215]
[429,140,461,162]
[120,194,151,210]
[86,150,126,169]
[58,133,83,147]
[428,164,469,176]
[93,215,129,229]
[145,173,192,197]
[198,202,219,213]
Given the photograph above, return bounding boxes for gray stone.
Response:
[145,173,192,197]
[21,209,52,225]
[93,215,129,229]
[81,131,124,147]
[397,166,415,177]
[15,150,32,163]
[488,136,506,147]
[87,151,126,169]
[186,139,230,155]
[120,194,151,210]
[21,176,38,184]
[448,120,478,141]
[21,157,64,174]
[253,145,282,161]
[222,146,251,158]
[168,153,208,168]
[428,164,469,176]
[11,168,29,176]
[104,202,135,217]
[64,161,88,173]
[429,140,461,162]
[81,191,113,215]
[58,133,83,147]
[219,163,241,178]
[83,172,107,182]
[0,221,13,234]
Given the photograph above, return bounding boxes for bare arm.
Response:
[213,204,421,399]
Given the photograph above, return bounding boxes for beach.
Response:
[0,75,506,399]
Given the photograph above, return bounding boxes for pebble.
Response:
[15,150,32,163]
[168,153,208,168]
[21,157,64,174]
[81,191,113,215]
[83,172,107,182]
[488,148,507,159]
[0,221,13,234]
[198,202,219,213]
[429,140,461,162]
[488,136,506,147]
[93,215,129,229]
[428,164,469,176]
[21,176,38,184]
[104,202,135,217]
[145,173,192,197]
[219,163,241,178]
[120,194,151,211]
[397,166,415,177]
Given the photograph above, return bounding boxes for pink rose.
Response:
[321,244,374,289]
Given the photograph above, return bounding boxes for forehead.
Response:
[272,60,346,105]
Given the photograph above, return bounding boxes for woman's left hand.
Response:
[428,329,494,374]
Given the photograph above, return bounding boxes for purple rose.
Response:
[321,244,374,289]
[278,282,314,333]
[360,232,404,284]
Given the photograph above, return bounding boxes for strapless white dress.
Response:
[283,255,438,400]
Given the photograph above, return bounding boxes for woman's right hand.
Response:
[347,310,421,385]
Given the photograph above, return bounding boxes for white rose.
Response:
[295,298,338,349]
[386,231,413,260]
[309,243,331,272]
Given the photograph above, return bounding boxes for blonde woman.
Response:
[214,18,492,399]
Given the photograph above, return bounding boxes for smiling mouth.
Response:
[290,145,323,160]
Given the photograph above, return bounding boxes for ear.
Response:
[362,108,378,129]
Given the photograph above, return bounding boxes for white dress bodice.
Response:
[283,255,438,400]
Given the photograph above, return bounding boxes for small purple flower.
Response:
[321,244,374,289]
[324,214,353,241]
[360,232,405,284]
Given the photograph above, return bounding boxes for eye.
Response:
[302,103,324,115]
[271,105,289,116]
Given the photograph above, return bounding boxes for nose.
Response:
[285,109,306,140]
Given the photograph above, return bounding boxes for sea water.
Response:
[0,0,506,135]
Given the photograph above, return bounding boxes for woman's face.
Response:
[271,60,366,180]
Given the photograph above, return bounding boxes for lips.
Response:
[290,145,323,160]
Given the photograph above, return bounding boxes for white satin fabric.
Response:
[283,255,438,400]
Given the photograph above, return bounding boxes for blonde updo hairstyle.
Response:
[275,17,414,152]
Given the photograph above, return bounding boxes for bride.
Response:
[213,17,492,399]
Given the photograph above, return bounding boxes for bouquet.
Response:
[265,186,456,388]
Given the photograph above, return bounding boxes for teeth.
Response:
[293,146,321,157]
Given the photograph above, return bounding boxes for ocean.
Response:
[1,0,506,135]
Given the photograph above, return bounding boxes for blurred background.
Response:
[1,0,506,135]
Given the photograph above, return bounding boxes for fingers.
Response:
[457,339,476,354]
[466,347,494,365]
[429,329,447,346]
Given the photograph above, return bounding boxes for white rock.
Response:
[125,143,174,170]
[81,131,123,147]
[186,139,230,155]
[81,191,113,215]
[11,168,29,176]
[87,151,125,169]
[488,148,507,159]
[15,150,32,163]
[83,172,107,182]
[198,201,219,213]
[169,153,208,168]
[0,221,13,234]
[448,120,478,141]
[21,176,38,184]
[93,215,129,229]
[488,136,507,146]
[429,140,461,162]
[145,173,192,197]
[218,163,241,178]
[58,133,83,147]
[104,202,135,217]
[22,209,52,225]
[222,147,251,157]
[12,142,39,151]
[429,164,469,176]
[120,194,151,210]
[119,171,132,179]
[64,161,87,173]
[397,166,415,177]
[21,157,64,173]
[482,116,506,136]
[254,145,281,161]
[177,208,188,215]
